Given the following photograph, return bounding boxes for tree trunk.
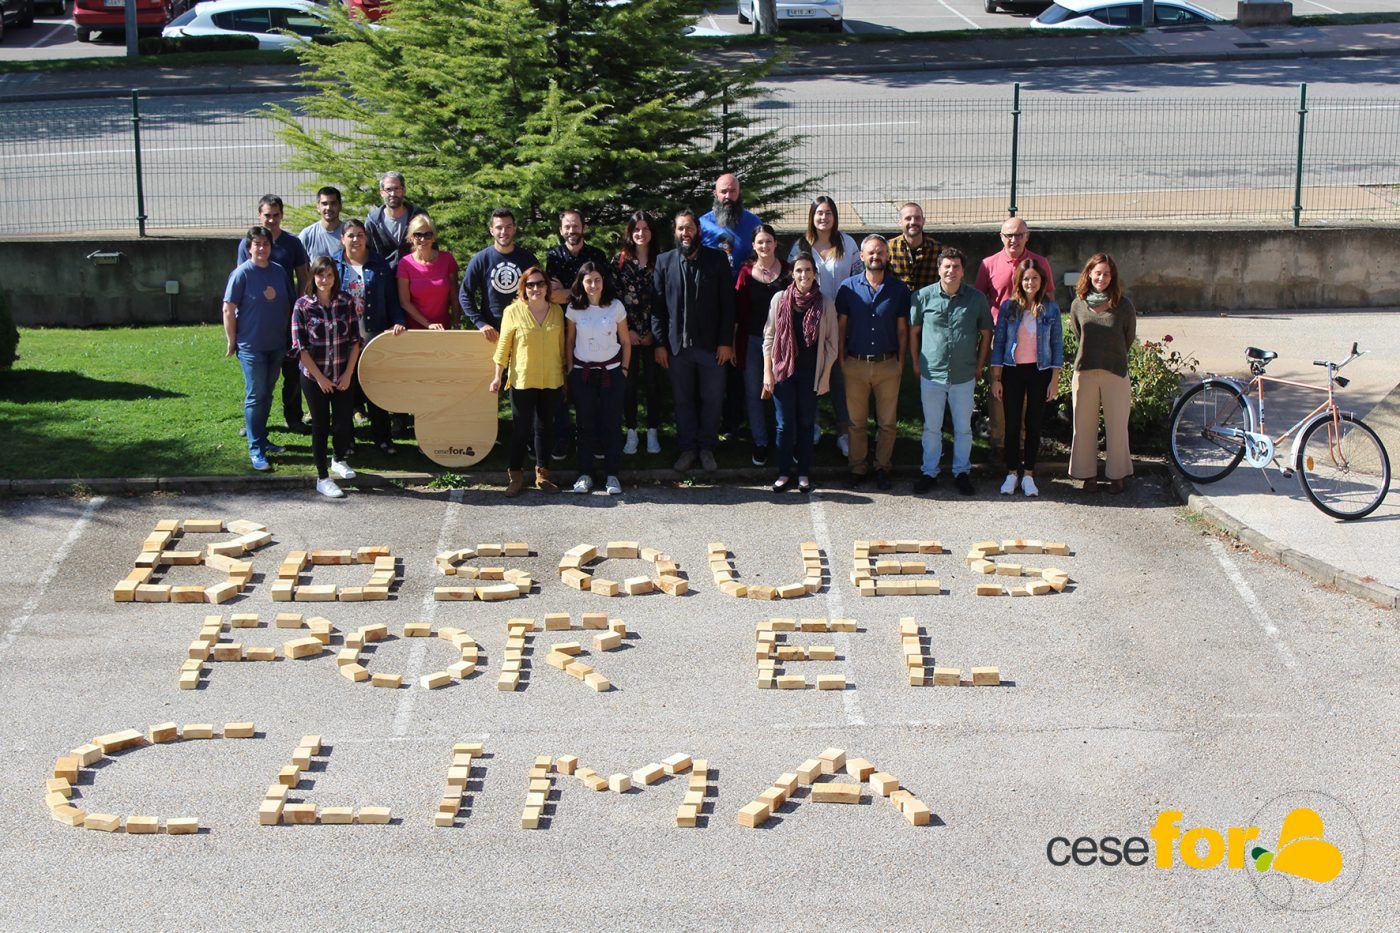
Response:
[756,0,779,35]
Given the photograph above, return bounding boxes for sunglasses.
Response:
[411,232,434,239]
[524,280,547,288]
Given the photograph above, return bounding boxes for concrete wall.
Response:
[2,228,1398,327]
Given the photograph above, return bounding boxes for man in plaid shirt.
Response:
[886,202,942,293]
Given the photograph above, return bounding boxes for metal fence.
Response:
[2,84,1398,237]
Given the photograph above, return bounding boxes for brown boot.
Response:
[535,466,559,492]
[504,469,525,498]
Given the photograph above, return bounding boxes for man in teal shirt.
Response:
[909,247,993,495]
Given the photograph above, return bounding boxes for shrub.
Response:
[0,290,18,371]
[137,34,261,55]
[1057,324,1196,450]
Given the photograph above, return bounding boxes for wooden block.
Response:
[845,757,876,781]
[775,583,807,599]
[134,584,172,603]
[580,612,608,630]
[564,661,593,680]
[124,815,160,835]
[976,583,1004,596]
[776,674,806,690]
[213,643,244,661]
[244,645,277,662]
[447,661,476,680]
[811,782,862,804]
[719,580,748,598]
[143,721,178,744]
[816,674,846,691]
[926,666,959,688]
[737,800,771,828]
[1044,542,1071,556]
[1008,585,1031,597]
[281,803,317,825]
[496,672,520,692]
[808,646,838,662]
[177,670,200,690]
[370,672,403,689]
[550,755,578,776]
[858,579,876,597]
[632,763,664,785]
[84,812,121,833]
[869,772,899,796]
[354,806,391,825]
[747,585,778,601]
[675,803,700,828]
[604,541,640,559]
[283,637,323,660]
[187,640,212,661]
[258,799,284,825]
[621,576,653,596]
[165,817,199,835]
[315,806,353,825]
[662,753,692,775]
[542,612,571,631]
[51,804,85,827]
[584,672,611,692]
[339,663,368,683]
[757,787,784,810]
[204,581,241,605]
[421,671,452,690]
[796,759,823,784]
[182,723,214,739]
[818,748,846,772]
[590,578,620,597]
[607,773,632,793]
[183,519,225,534]
[46,777,74,799]
[94,729,144,754]
[902,798,932,826]
[223,721,255,739]
[294,584,337,602]
[971,666,1001,686]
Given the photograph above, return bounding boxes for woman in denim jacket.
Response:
[990,258,1063,497]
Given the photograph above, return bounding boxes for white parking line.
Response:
[0,496,106,660]
[1208,537,1298,671]
[392,489,465,736]
[808,492,865,727]
[938,0,981,29]
[1297,0,1343,12]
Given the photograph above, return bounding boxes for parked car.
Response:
[162,0,328,48]
[736,0,843,33]
[1031,0,1222,28]
[73,0,173,42]
[0,0,35,43]
[983,0,1052,15]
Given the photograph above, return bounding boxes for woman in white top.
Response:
[787,195,858,454]
[565,261,632,496]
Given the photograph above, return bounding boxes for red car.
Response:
[73,0,173,42]
[345,0,385,20]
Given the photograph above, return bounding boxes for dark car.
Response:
[0,0,36,43]
[984,0,1053,14]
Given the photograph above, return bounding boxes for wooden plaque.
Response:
[357,331,498,468]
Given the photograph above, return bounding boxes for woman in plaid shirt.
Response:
[292,256,363,499]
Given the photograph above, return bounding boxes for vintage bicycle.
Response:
[1168,342,1391,520]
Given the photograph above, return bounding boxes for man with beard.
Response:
[298,186,346,261]
[699,173,763,279]
[460,208,542,342]
[886,202,942,293]
[836,235,909,491]
[544,209,610,459]
[364,171,427,270]
[651,210,737,473]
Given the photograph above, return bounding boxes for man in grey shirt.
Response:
[297,186,346,260]
[365,170,426,269]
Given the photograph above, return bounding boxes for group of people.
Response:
[221,172,1138,500]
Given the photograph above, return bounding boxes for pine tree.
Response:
[269,0,807,254]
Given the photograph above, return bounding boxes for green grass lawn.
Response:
[1,325,1031,481]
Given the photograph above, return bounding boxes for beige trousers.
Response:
[1070,369,1133,480]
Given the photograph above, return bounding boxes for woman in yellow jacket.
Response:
[489,266,566,497]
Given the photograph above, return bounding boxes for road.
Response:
[0,482,1393,927]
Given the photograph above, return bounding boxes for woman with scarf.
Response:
[762,252,839,494]
[1069,252,1137,493]
[566,261,631,496]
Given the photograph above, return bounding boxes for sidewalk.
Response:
[3,20,1400,101]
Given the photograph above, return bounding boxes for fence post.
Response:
[721,91,731,175]
[1292,82,1308,229]
[1008,82,1021,218]
[130,89,148,238]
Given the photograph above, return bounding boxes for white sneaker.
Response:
[330,459,356,480]
[837,434,850,458]
[623,429,639,455]
[315,478,345,499]
[604,475,622,496]
[1021,474,1040,497]
[646,429,662,454]
[1000,473,1018,496]
[572,475,594,494]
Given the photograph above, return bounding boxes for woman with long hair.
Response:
[615,210,664,456]
[292,256,362,498]
[788,196,856,455]
[566,261,631,496]
[490,266,565,497]
[1069,252,1137,493]
[734,223,788,467]
[990,258,1063,497]
[762,252,839,494]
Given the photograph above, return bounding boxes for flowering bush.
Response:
[1057,326,1197,449]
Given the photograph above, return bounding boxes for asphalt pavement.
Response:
[0,480,1394,928]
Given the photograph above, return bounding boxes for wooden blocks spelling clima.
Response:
[113,519,267,604]
[851,539,944,595]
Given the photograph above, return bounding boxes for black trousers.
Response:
[623,350,664,431]
[300,374,355,479]
[352,367,391,447]
[1002,362,1053,472]
[281,357,305,428]
[570,367,625,476]
[509,387,561,471]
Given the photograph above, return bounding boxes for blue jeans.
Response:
[237,347,284,459]
[773,362,819,476]
[919,377,975,477]
[668,346,726,453]
[744,334,770,448]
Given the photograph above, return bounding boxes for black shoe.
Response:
[876,469,893,491]
[797,478,813,494]
[914,473,939,493]
[772,475,792,493]
[954,473,975,496]
[285,423,312,436]
[846,471,867,489]
[752,444,769,467]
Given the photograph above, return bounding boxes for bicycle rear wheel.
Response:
[1169,381,1249,483]
[1296,413,1391,520]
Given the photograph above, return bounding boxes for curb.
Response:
[1167,471,1398,610]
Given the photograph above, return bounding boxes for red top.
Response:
[397,250,459,328]
[975,248,1052,324]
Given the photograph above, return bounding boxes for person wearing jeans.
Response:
[566,262,631,496]
[909,247,993,496]
[734,224,787,467]
[650,210,736,474]
[223,225,293,471]
[990,258,1063,498]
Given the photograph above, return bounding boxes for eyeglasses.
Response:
[524,280,547,289]
[1001,232,1027,240]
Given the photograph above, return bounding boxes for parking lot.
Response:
[1,481,1393,925]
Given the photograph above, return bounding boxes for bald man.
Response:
[699,173,763,280]
[975,217,1052,458]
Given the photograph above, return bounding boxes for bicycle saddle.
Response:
[1245,347,1278,363]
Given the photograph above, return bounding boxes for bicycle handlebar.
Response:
[1313,343,1365,372]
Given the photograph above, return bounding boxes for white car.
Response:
[1031,0,1221,28]
[162,0,328,48]
[736,0,844,33]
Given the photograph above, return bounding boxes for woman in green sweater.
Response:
[1069,253,1136,493]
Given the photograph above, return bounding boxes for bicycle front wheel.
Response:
[1169,381,1249,483]
[1296,413,1391,520]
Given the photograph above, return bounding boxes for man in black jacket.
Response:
[651,209,736,473]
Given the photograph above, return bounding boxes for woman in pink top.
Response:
[396,214,461,330]
[989,258,1064,498]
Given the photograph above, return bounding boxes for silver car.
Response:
[736,0,844,33]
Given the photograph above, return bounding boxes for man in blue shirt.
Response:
[235,194,309,435]
[459,208,541,342]
[224,226,292,471]
[835,235,909,491]
[699,173,763,280]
